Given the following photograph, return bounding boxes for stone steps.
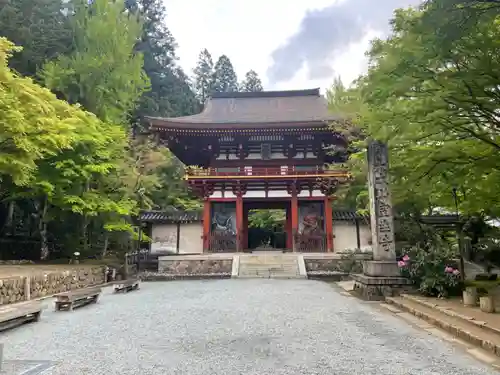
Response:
[237,254,303,278]
[386,295,500,359]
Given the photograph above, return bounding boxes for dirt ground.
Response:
[0,264,99,278]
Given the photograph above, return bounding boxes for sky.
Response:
[165,0,422,92]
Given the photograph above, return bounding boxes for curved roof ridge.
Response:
[211,88,320,99]
[147,88,337,125]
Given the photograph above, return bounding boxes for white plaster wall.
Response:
[178,222,203,254]
[333,221,372,252]
[151,223,177,253]
[150,222,203,254]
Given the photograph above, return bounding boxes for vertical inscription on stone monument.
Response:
[367,141,396,260]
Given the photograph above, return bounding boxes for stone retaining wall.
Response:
[304,253,371,277]
[0,266,105,305]
[0,277,27,304]
[149,256,233,280]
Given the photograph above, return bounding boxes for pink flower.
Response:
[444,266,454,273]
[452,269,460,276]
[398,260,406,268]
[402,255,410,262]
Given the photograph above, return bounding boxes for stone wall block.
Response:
[1,266,105,305]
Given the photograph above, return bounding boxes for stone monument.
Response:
[352,140,411,300]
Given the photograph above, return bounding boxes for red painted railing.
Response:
[186,166,345,178]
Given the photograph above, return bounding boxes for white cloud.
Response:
[164,0,415,92]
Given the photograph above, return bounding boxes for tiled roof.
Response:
[140,209,459,227]
[418,214,460,227]
[139,210,202,223]
[147,88,339,125]
[332,210,370,222]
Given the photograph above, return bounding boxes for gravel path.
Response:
[2,279,498,375]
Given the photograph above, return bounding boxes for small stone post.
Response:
[24,276,31,301]
[124,254,130,279]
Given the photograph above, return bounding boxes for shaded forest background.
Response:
[0,0,264,261]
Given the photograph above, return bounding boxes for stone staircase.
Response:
[237,252,305,279]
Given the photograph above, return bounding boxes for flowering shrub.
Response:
[398,246,462,297]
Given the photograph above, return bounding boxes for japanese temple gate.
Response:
[148,89,351,252]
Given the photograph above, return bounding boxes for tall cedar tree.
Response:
[193,48,215,103]
[42,0,149,124]
[240,70,263,92]
[0,0,72,78]
[129,0,199,127]
[127,0,201,211]
[212,55,238,93]
[39,0,148,256]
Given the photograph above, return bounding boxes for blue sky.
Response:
[165,0,421,91]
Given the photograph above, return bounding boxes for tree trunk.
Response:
[36,197,49,261]
[81,215,89,254]
[4,201,15,234]
[101,232,109,258]
[80,180,90,254]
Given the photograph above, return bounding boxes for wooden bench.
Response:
[0,301,42,332]
[113,279,140,294]
[55,287,101,311]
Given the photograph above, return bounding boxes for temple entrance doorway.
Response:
[244,201,291,251]
[247,209,286,250]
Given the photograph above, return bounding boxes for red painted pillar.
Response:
[291,192,299,252]
[324,197,334,252]
[236,195,243,252]
[203,199,211,252]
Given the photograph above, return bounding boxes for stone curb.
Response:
[386,297,500,357]
[401,294,500,337]
[140,274,232,281]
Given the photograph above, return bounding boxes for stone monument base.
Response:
[363,260,401,277]
[351,273,413,301]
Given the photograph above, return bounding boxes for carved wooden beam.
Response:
[315,178,339,196]
[231,181,247,197]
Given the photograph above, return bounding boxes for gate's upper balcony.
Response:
[185,166,349,181]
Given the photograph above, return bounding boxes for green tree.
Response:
[212,55,238,93]
[240,70,263,92]
[329,5,500,217]
[421,0,500,46]
[248,210,285,230]
[126,0,201,211]
[36,0,150,257]
[193,48,215,102]
[41,0,149,124]
[0,37,132,259]
[0,0,72,78]
[0,38,77,187]
[131,0,199,125]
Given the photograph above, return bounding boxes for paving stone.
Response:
[425,327,470,346]
[379,303,402,313]
[397,312,433,328]
[336,280,355,291]
[468,348,499,364]
[0,281,497,375]
[0,360,56,375]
